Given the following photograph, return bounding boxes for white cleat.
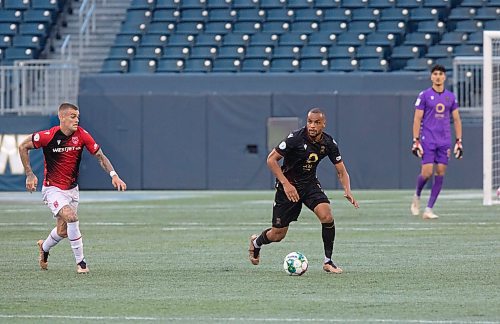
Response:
[422,208,439,219]
[410,195,420,216]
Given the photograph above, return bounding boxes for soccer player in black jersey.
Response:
[249,108,359,274]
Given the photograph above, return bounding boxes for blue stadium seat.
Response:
[358,58,389,72]
[180,9,207,22]
[245,45,272,58]
[379,8,409,21]
[259,0,286,9]
[127,9,154,24]
[237,9,264,21]
[342,0,368,9]
[222,33,249,46]
[152,9,178,22]
[0,23,18,36]
[195,33,223,46]
[249,32,278,45]
[107,46,136,60]
[0,35,13,48]
[403,57,433,71]
[209,9,236,22]
[114,34,142,47]
[328,45,356,59]
[307,31,337,46]
[155,0,177,9]
[434,57,452,71]
[485,0,500,6]
[294,8,322,22]
[129,58,157,73]
[453,20,483,33]
[336,31,366,46]
[314,0,341,9]
[329,58,358,72]
[266,8,294,21]
[270,58,299,72]
[140,34,169,46]
[300,58,328,72]
[167,34,196,46]
[175,22,205,34]
[273,45,300,58]
[179,0,206,9]
[232,0,257,8]
[278,31,307,45]
[157,58,184,72]
[453,44,482,56]
[233,21,261,33]
[135,46,164,59]
[409,8,442,21]
[261,21,290,33]
[0,10,22,24]
[204,22,233,34]
[147,22,176,34]
[440,32,468,46]
[351,8,381,21]
[4,0,30,10]
[391,45,423,59]
[403,32,435,47]
[377,20,407,36]
[300,45,328,59]
[183,58,212,72]
[130,0,156,10]
[426,44,454,59]
[395,0,421,9]
[467,31,482,45]
[484,20,500,30]
[31,0,62,11]
[448,7,477,21]
[23,9,55,24]
[320,21,348,34]
[365,31,399,47]
[218,45,245,58]
[5,47,37,61]
[212,58,241,72]
[323,8,351,21]
[475,7,500,20]
[101,59,129,73]
[368,0,395,8]
[206,0,231,9]
[287,0,313,9]
[416,20,446,35]
[348,21,377,33]
[189,45,217,58]
[422,0,452,8]
[162,45,190,58]
[12,35,43,50]
[120,21,149,35]
[356,45,387,59]
[241,58,270,72]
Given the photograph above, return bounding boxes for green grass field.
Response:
[0,190,499,323]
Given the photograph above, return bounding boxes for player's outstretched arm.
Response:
[334,162,359,208]
[267,149,299,202]
[18,136,38,192]
[94,149,127,191]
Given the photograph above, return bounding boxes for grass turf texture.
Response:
[0,190,498,323]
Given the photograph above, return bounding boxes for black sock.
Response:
[322,222,335,261]
[255,228,272,247]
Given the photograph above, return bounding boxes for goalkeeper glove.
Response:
[454,138,463,159]
[412,138,423,158]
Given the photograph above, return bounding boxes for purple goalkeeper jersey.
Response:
[415,87,458,146]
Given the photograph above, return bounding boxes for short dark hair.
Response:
[58,102,78,112]
[431,64,446,74]
[308,107,325,118]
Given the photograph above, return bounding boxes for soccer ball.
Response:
[283,252,308,276]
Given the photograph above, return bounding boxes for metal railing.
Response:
[78,0,96,61]
[61,35,73,61]
[0,60,79,116]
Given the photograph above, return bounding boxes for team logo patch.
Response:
[320,146,325,154]
[53,201,59,209]
[57,140,61,145]
[33,134,40,142]
[287,133,293,138]
[336,156,342,161]
[279,141,286,150]
[72,136,79,145]
[275,218,281,226]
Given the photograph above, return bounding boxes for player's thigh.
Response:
[272,187,302,228]
[434,146,451,168]
[313,203,334,223]
[42,186,74,218]
[435,163,447,176]
[302,183,331,220]
[421,163,434,178]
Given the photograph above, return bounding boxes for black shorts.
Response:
[272,181,330,228]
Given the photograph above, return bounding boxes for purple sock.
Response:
[428,175,444,208]
[416,174,428,197]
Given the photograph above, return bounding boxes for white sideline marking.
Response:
[0,315,497,323]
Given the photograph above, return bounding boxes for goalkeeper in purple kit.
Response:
[411,64,463,219]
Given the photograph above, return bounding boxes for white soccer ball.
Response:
[283,252,308,276]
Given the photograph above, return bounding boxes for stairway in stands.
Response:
[48,0,130,74]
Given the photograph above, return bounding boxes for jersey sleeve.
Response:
[327,137,343,164]
[275,133,298,157]
[32,129,52,149]
[414,91,425,111]
[79,127,100,155]
[450,93,459,112]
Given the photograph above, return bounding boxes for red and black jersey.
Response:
[275,127,342,189]
[32,126,100,190]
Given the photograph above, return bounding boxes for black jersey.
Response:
[274,127,342,189]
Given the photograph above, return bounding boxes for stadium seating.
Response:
[102,0,495,73]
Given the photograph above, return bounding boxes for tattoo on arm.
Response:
[94,149,115,173]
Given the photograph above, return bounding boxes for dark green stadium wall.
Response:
[76,73,482,190]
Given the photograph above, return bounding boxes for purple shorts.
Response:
[421,142,451,165]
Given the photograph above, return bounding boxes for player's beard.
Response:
[308,129,321,141]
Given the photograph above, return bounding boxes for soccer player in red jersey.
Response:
[249,108,359,274]
[18,103,127,274]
